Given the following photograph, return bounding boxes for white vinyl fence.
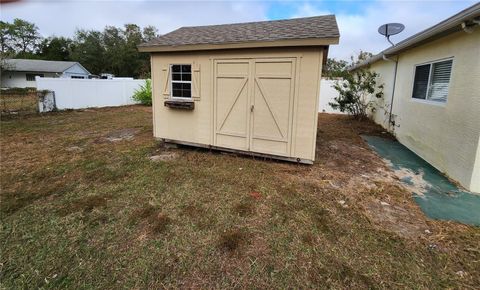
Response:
[319,78,344,114]
[36,77,145,110]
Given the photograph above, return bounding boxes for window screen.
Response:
[412,59,452,103]
[171,65,191,98]
[412,64,430,100]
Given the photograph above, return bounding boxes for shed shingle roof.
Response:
[3,59,84,73]
[139,15,339,51]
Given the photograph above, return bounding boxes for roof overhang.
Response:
[137,37,339,53]
[350,3,480,71]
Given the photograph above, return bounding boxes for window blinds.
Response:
[427,60,453,102]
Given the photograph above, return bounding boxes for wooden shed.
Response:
[138,15,339,164]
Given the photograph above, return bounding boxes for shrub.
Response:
[329,69,384,119]
[132,79,152,106]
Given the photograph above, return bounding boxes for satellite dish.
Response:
[378,23,405,46]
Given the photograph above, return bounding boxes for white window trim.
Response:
[170,64,192,101]
[411,57,453,105]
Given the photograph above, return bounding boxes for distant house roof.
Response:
[138,15,339,52]
[351,2,480,70]
[3,59,89,74]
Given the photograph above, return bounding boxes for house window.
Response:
[71,76,85,79]
[412,59,453,103]
[26,73,44,81]
[171,64,191,98]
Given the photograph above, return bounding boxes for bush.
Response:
[132,79,152,106]
[329,69,384,119]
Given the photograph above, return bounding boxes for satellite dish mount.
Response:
[378,23,405,46]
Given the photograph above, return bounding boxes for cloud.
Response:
[0,0,269,37]
[1,0,476,61]
[290,0,477,60]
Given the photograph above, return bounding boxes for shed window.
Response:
[71,76,85,79]
[412,59,452,103]
[171,64,191,98]
[26,73,44,81]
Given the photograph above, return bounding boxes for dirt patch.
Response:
[280,114,434,239]
[130,205,172,235]
[66,146,84,152]
[218,228,249,252]
[149,152,178,162]
[104,128,139,142]
[364,199,429,238]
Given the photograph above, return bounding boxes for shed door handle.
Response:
[250,105,254,112]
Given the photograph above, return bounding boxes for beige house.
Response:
[353,3,480,192]
[139,16,339,163]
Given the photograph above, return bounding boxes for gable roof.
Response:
[351,2,480,70]
[138,15,339,52]
[3,59,90,74]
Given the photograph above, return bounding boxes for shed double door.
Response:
[214,58,296,156]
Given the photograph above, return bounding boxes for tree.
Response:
[71,29,106,75]
[37,36,73,61]
[350,50,374,66]
[0,21,13,54]
[142,25,159,42]
[0,18,159,78]
[9,18,41,56]
[329,68,384,119]
[323,58,349,79]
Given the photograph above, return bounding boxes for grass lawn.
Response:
[1,105,479,288]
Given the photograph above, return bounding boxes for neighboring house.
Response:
[1,59,91,88]
[138,15,339,164]
[352,3,480,192]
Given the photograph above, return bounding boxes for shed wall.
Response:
[369,29,480,192]
[151,47,324,161]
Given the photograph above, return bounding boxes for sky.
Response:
[1,0,477,60]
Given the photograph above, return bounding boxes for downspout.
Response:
[382,54,399,130]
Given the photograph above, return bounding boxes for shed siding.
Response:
[151,47,323,161]
[369,29,480,192]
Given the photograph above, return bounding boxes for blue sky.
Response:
[1,0,477,60]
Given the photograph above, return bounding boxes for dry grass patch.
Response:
[1,107,478,289]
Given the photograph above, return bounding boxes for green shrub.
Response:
[329,69,384,120]
[132,79,152,106]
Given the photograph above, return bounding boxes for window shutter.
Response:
[162,66,170,99]
[192,64,201,100]
[412,64,430,100]
[428,60,452,102]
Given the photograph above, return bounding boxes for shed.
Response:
[138,15,339,164]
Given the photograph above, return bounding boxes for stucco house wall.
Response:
[368,29,480,192]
